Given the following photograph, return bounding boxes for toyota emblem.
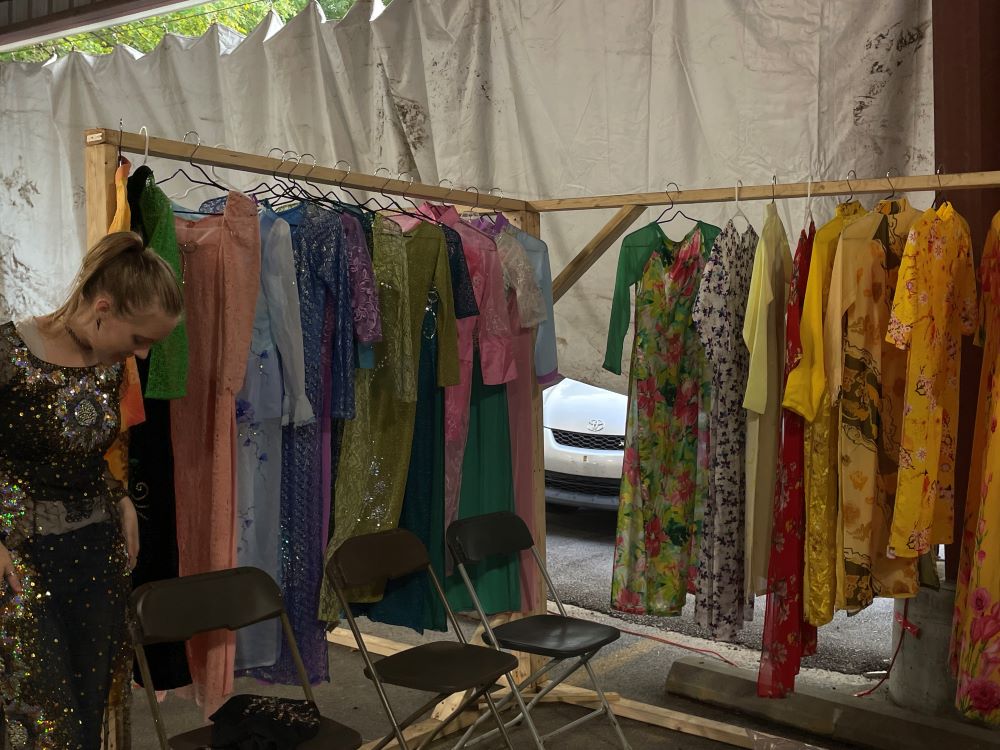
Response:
[586,419,605,432]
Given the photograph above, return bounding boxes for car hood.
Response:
[542,378,627,435]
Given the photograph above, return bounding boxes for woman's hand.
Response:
[0,541,22,594]
[119,497,139,571]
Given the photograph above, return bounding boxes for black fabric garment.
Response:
[130,354,192,689]
[126,164,154,238]
[441,224,479,319]
[209,695,321,749]
[7,522,129,750]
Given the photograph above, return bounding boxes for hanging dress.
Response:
[470,222,546,611]
[691,220,758,639]
[951,209,1000,724]
[824,200,922,613]
[319,217,459,619]
[886,203,978,557]
[757,222,819,697]
[355,221,476,632]
[254,203,349,686]
[781,201,864,627]
[128,174,191,690]
[234,209,313,672]
[171,192,260,712]
[610,222,718,616]
[742,204,791,601]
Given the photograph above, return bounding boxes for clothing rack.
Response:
[84,127,999,750]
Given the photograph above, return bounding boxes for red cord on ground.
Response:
[854,599,913,698]
[615,625,741,668]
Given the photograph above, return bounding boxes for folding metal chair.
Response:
[130,567,362,750]
[328,527,524,750]
[447,511,632,750]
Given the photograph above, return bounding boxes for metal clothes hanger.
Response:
[655,182,697,225]
[117,118,127,166]
[839,169,858,208]
[160,131,230,201]
[478,187,507,226]
[247,149,301,204]
[883,168,899,201]
[770,174,777,204]
[933,165,946,209]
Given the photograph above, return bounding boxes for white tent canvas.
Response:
[0,0,932,390]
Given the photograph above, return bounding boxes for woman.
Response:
[0,231,183,749]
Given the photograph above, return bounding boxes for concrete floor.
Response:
[130,613,858,749]
[126,506,903,748]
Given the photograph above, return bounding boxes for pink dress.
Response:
[171,192,261,713]
[416,205,516,539]
[467,216,548,612]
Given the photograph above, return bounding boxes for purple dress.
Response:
[254,202,351,685]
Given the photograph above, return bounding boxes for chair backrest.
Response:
[131,566,284,644]
[330,528,429,594]
[447,511,534,566]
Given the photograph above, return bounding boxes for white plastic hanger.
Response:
[732,180,750,229]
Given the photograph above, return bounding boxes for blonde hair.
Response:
[48,232,184,325]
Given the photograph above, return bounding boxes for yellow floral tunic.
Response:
[886,202,978,556]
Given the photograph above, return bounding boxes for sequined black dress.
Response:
[0,322,132,750]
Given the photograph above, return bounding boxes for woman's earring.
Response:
[96,319,102,331]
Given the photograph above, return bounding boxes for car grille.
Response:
[545,471,622,497]
[551,429,625,451]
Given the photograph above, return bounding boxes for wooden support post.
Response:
[552,204,646,302]
[84,133,120,750]
[84,132,118,246]
[506,207,548,687]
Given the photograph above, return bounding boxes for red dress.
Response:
[757,222,818,697]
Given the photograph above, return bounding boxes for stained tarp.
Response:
[0,0,932,390]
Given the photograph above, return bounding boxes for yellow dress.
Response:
[824,199,921,613]
[886,202,978,556]
[743,203,791,598]
[951,210,1000,724]
[783,200,863,626]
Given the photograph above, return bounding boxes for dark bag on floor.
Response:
[208,695,321,749]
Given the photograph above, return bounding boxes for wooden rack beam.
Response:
[529,169,1000,212]
[85,128,530,213]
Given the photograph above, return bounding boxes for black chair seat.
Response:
[492,614,620,658]
[366,641,518,693]
[169,715,363,750]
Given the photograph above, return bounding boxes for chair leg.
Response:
[370,693,445,750]
[498,671,546,749]
[451,659,565,750]
[581,658,632,750]
[480,687,516,749]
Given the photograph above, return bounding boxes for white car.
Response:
[542,378,628,510]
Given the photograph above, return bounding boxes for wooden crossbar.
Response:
[529,169,1000,212]
[85,127,529,213]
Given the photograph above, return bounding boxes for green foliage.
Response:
[0,0,359,63]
